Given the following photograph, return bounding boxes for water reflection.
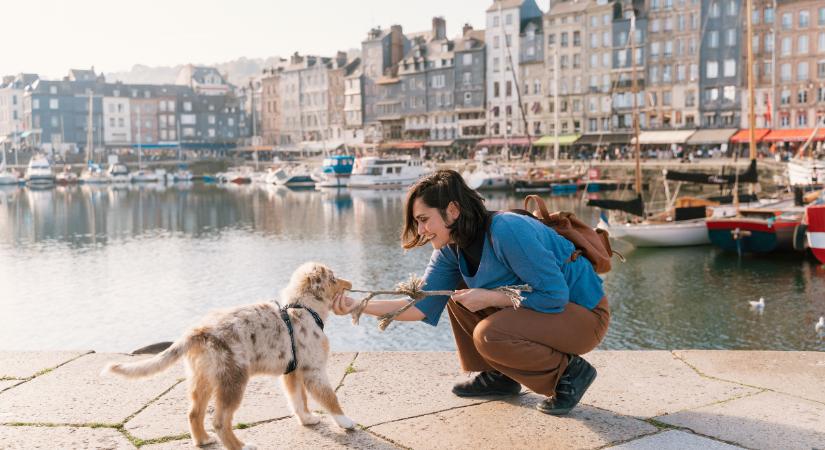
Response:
[0,183,823,353]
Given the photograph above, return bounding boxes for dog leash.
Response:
[279,304,324,375]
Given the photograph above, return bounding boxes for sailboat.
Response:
[129,106,160,183]
[0,146,20,185]
[786,121,825,186]
[79,93,111,184]
[704,0,806,254]
[169,123,193,182]
[586,11,713,247]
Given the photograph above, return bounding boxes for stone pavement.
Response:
[1,350,824,449]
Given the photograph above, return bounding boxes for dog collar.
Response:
[280,304,325,375]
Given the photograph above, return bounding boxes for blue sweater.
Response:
[414,212,605,326]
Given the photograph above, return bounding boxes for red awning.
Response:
[476,137,533,147]
[730,129,771,144]
[762,129,825,143]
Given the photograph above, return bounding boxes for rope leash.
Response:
[347,274,532,331]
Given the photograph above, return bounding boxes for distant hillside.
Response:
[106,56,285,86]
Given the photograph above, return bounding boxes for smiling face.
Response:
[412,197,459,250]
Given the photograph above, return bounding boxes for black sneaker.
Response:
[536,355,597,415]
[452,370,521,397]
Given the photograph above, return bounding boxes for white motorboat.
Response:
[314,155,355,188]
[599,217,710,247]
[787,157,825,186]
[24,156,56,187]
[348,156,426,189]
[269,165,316,187]
[107,163,130,183]
[464,166,512,191]
[130,169,161,183]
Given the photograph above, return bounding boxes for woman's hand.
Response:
[332,293,357,315]
[451,288,511,312]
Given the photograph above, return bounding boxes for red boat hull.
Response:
[807,205,825,264]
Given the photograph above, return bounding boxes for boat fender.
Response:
[793,223,808,251]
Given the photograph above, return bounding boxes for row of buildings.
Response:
[0,66,257,155]
[3,0,825,157]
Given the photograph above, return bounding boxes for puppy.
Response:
[103,262,354,450]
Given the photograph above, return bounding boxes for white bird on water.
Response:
[748,297,765,311]
[816,317,825,334]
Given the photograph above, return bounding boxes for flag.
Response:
[765,95,772,125]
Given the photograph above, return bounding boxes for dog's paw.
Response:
[298,414,321,426]
[241,444,257,450]
[193,433,217,447]
[334,415,356,430]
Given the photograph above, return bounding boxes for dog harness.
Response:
[279,304,325,375]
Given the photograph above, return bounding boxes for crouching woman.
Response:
[333,169,610,415]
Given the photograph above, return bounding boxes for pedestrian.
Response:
[332,170,610,415]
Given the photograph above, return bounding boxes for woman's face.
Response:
[412,197,459,249]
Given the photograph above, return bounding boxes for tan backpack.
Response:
[514,195,623,274]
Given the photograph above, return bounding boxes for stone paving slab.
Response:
[0,353,184,425]
[658,391,825,450]
[0,425,134,449]
[337,352,490,427]
[0,380,20,391]
[144,416,399,450]
[125,353,355,441]
[674,350,825,404]
[584,351,759,418]
[369,393,657,450]
[607,430,745,449]
[0,350,88,379]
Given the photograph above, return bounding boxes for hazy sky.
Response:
[0,0,517,80]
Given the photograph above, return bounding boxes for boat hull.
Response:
[604,219,710,247]
[807,205,825,264]
[707,218,798,253]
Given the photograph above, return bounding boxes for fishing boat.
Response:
[314,155,355,188]
[806,203,825,264]
[706,199,804,254]
[24,155,56,188]
[348,156,426,189]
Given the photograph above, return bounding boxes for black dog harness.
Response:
[279,304,325,375]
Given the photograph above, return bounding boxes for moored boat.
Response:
[25,156,56,188]
[706,200,804,254]
[315,155,355,188]
[348,156,426,189]
[806,204,825,264]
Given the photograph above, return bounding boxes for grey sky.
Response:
[0,0,514,80]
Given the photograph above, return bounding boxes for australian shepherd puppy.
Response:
[103,262,354,450]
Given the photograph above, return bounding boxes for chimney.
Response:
[432,17,447,41]
[389,25,404,67]
[290,52,303,65]
[336,51,348,68]
[462,23,473,37]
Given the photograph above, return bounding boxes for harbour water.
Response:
[1,183,823,353]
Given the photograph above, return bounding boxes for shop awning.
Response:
[424,140,454,147]
[476,137,533,147]
[686,128,737,145]
[730,129,771,144]
[763,128,825,143]
[534,134,581,146]
[632,130,696,145]
[379,140,425,150]
[576,133,633,145]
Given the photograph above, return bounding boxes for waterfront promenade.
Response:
[1,350,824,449]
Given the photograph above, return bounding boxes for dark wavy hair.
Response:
[402,169,488,250]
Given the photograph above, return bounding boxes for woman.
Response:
[332,170,610,415]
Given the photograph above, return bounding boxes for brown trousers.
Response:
[447,297,610,396]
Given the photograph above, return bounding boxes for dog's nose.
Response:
[339,279,353,290]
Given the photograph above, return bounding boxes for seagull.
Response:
[748,297,765,310]
[816,317,825,334]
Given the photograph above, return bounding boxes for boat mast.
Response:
[137,105,142,169]
[86,92,94,165]
[630,12,642,196]
[746,0,755,162]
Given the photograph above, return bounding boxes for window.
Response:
[723,86,736,102]
[505,14,512,25]
[49,85,57,94]
[493,15,499,27]
[781,89,791,104]
[798,90,808,103]
[727,29,736,46]
[782,37,791,56]
[32,99,39,109]
[820,33,825,53]
[799,35,809,55]
[573,31,581,46]
[709,31,719,48]
[752,9,761,24]
[650,66,659,84]
[798,61,809,80]
[506,81,512,97]
[782,13,792,30]
[118,118,125,127]
[493,57,500,72]
[677,64,686,81]
[766,32,774,52]
[561,32,568,47]
[462,72,471,85]
[651,42,660,59]
[819,62,825,78]
[798,113,808,126]
[780,63,791,81]
[548,33,555,46]
[494,36,500,49]
[727,0,737,15]
[181,114,196,125]
[765,8,774,23]
[463,54,473,66]
[753,35,760,53]
[724,59,736,77]
[706,88,719,101]
[800,11,810,28]
[183,101,192,112]
[49,98,58,109]
[664,41,673,57]
[208,115,216,125]
[707,61,719,78]
[663,91,672,106]
[710,1,720,17]
[686,90,696,107]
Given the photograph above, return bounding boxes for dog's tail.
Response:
[102,337,191,379]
